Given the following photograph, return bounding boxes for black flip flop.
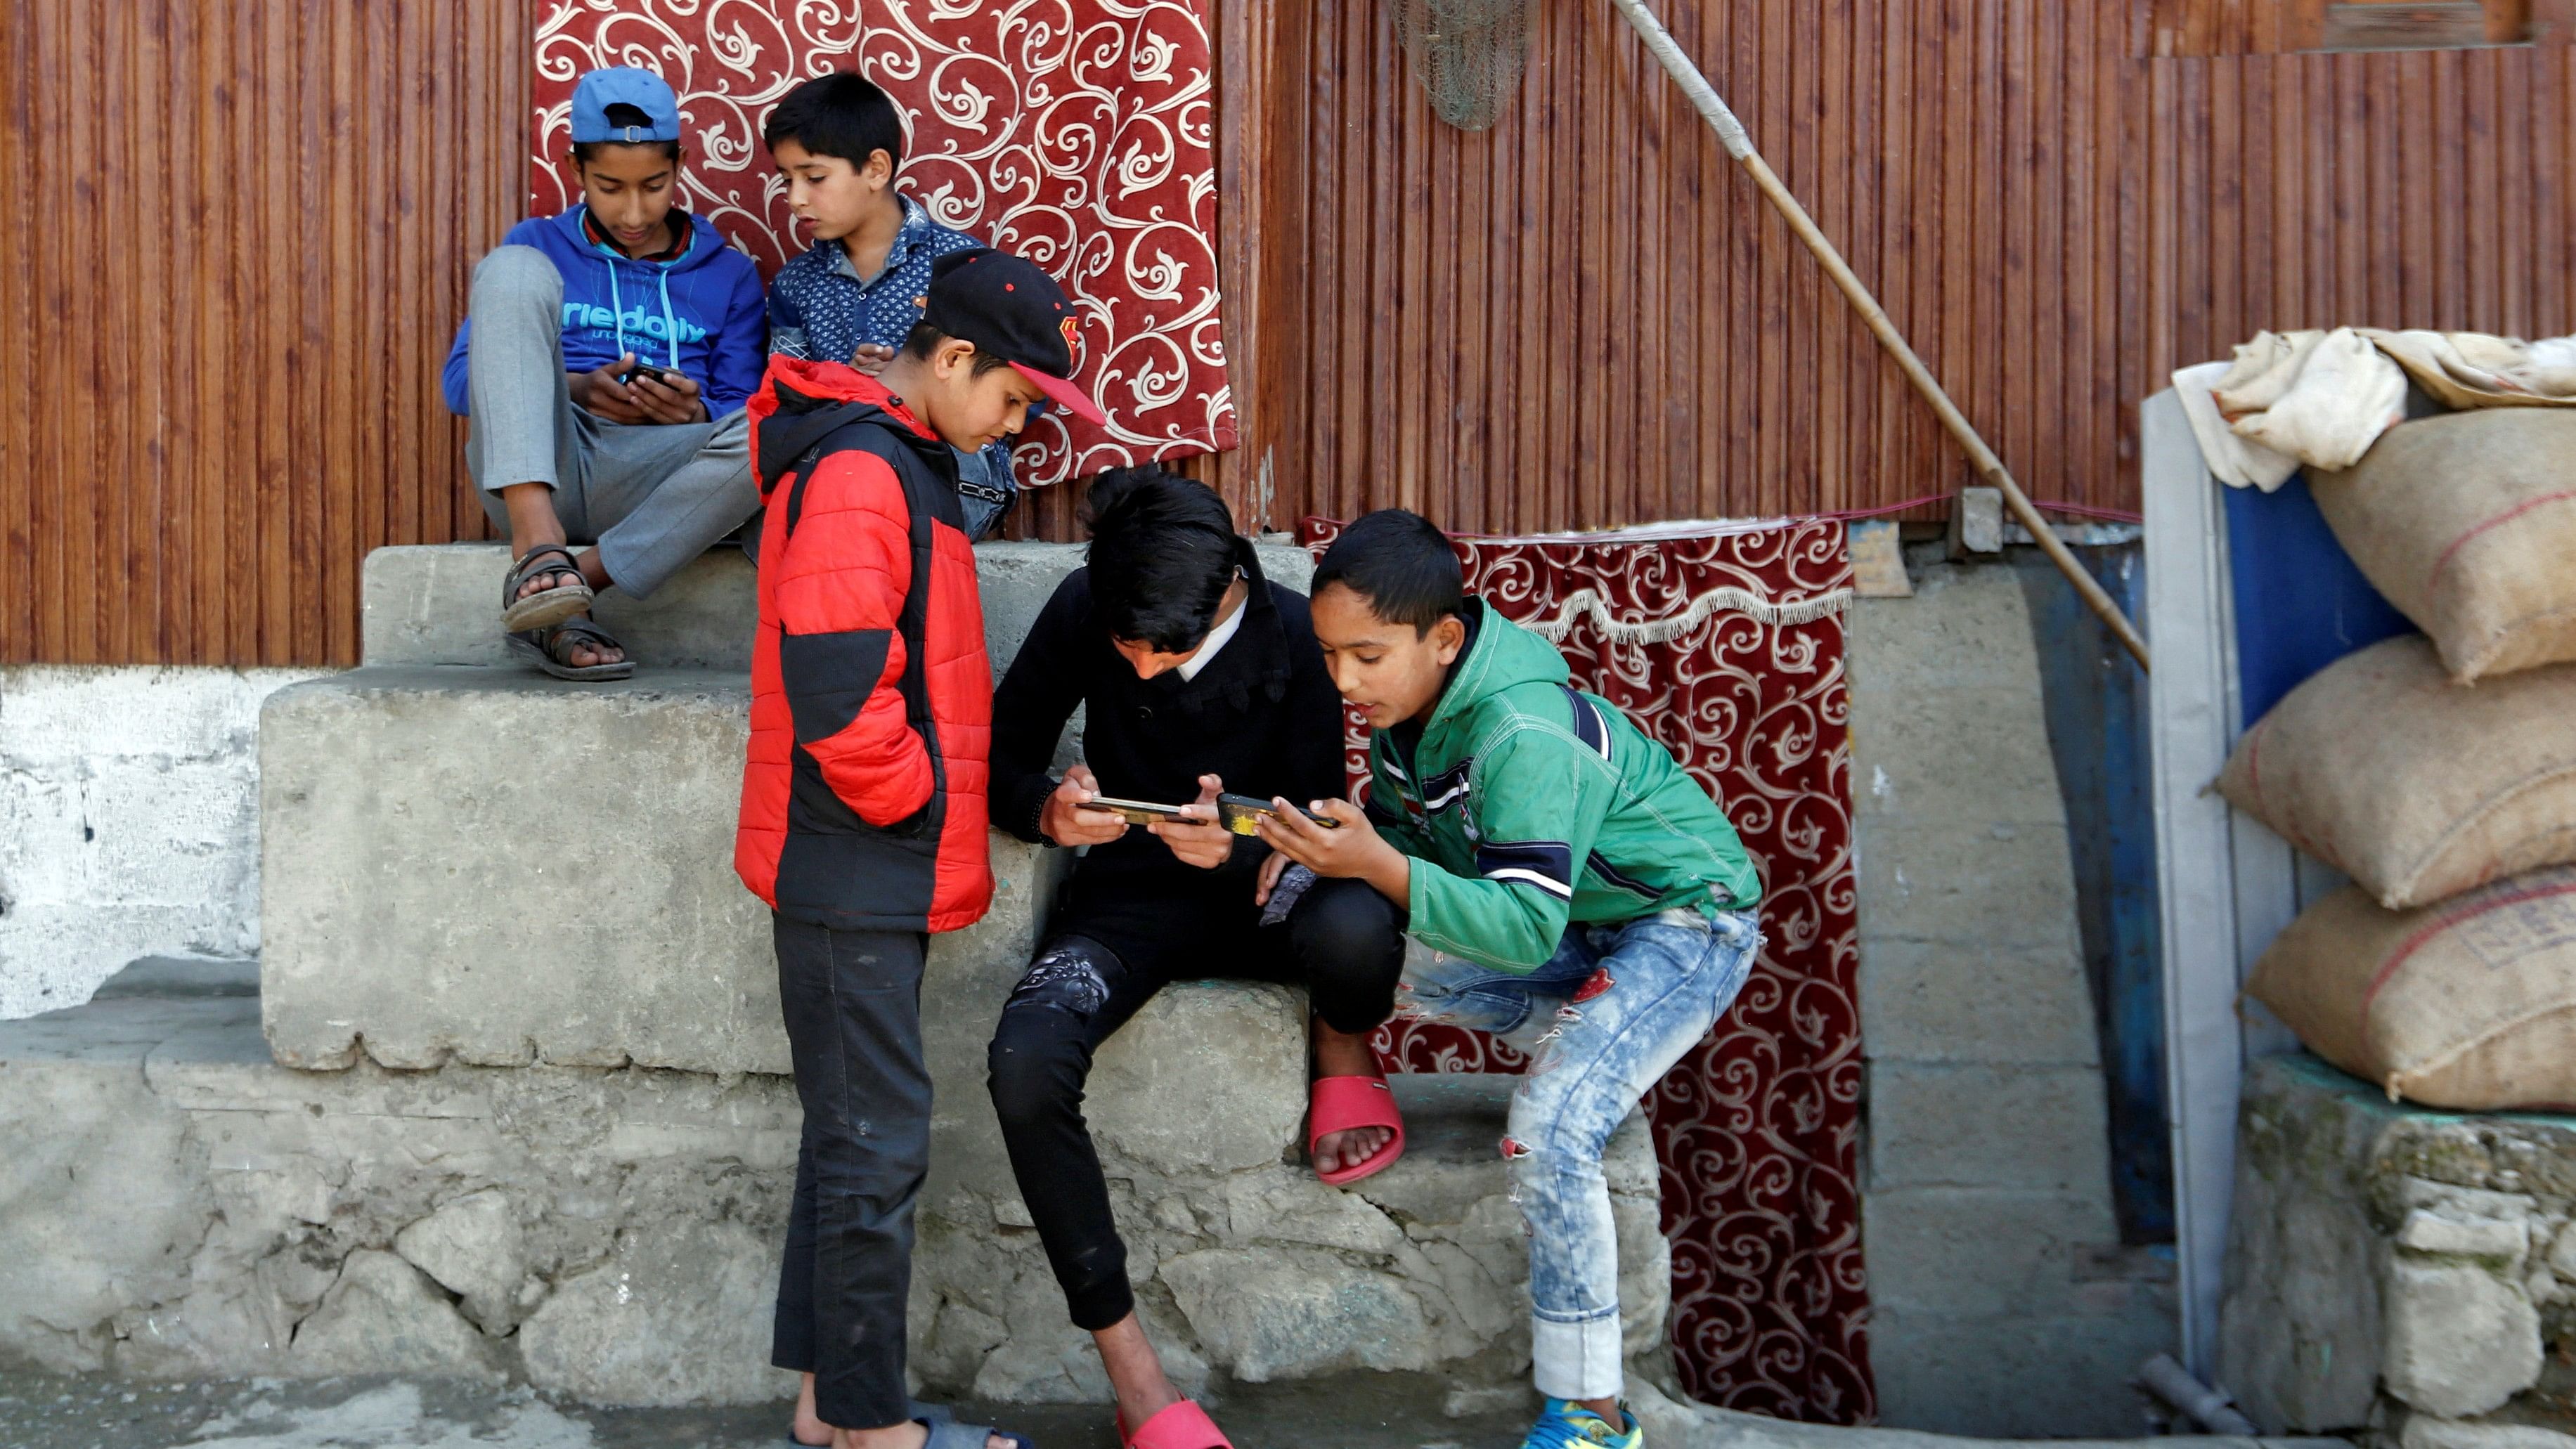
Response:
[500,542,596,633]
[507,616,634,681]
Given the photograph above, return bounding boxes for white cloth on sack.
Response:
[2220,327,2407,475]
[2360,328,2576,409]
[2172,359,2300,492]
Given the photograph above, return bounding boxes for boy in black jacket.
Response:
[985,469,1407,1449]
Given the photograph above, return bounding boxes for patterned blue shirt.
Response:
[770,195,1018,536]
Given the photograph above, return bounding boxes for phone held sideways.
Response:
[1076,794,1343,836]
[1075,795,1187,828]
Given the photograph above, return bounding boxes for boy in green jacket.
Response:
[1255,509,1765,1449]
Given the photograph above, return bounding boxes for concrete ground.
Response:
[0,1367,2333,1449]
[0,1368,1534,1449]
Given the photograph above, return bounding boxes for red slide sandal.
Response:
[1121,1399,1236,1449]
[1307,1074,1407,1186]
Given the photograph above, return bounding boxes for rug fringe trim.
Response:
[1520,586,1854,644]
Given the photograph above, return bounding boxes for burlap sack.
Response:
[2246,866,2576,1110]
[2311,409,2576,681]
[2216,635,2576,909]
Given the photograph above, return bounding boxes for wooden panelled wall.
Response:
[1175,0,2576,540]
[0,0,523,666]
[15,2,2576,662]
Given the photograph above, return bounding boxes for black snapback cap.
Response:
[919,248,1107,425]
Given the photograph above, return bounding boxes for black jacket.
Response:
[990,541,1348,897]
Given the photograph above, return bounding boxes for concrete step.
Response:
[360,540,1317,672]
[286,536,1320,1071]
[261,666,853,1075]
[0,973,1666,1410]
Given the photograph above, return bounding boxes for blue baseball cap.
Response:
[569,67,683,144]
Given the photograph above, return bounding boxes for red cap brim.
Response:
[1011,361,1108,427]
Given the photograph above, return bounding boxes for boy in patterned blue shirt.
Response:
[764,72,1025,539]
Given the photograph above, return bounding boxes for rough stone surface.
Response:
[2218,1056,2389,1433]
[0,664,323,1020]
[1846,558,2172,1436]
[2383,1259,2543,1417]
[2398,1208,2530,1265]
[0,978,1664,1407]
[517,1219,790,1407]
[291,1250,501,1380]
[2222,1053,2576,1435]
[394,1190,528,1333]
[1161,1247,1436,1380]
[2399,1415,2576,1449]
[1950,487,2005,554]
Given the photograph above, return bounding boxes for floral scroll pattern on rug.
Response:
[531,0,1237,484]
[1302,516,1874,1423]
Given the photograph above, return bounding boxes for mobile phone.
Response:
[1216,793,1342,836]
[616,360,673,387]
[1076,795,1189,826]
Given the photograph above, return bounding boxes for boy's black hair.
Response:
[571,103,682,164]
[763,72,906,172]
[900,322,1016,377]
[1082,467,1241,653]
[1311,509,1463,637]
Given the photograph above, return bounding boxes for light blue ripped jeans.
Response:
[1402,906,1761,1403]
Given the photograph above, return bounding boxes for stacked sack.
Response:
[2222,408,2576,1110]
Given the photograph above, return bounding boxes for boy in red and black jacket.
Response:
[735,248,1103,1449]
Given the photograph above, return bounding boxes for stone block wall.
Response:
[2223,1053,2576,1443]
[0,978,1667,1407]
[1847,554,2177,1436]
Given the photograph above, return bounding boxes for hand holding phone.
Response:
[1041,765,1130,847]
[1216,793,1341,835]
[621,361,706,425]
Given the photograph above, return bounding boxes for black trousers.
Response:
[769,915,930,1431]
[985,872,1408,1330]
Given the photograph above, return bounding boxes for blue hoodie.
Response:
[442,208,768,418]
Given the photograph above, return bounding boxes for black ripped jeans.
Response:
[985,869,1407,1330]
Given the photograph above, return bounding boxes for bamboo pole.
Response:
[1605,0,2153,672]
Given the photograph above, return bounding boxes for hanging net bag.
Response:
[1390,0,1534,131]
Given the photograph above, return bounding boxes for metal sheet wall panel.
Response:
[15,2,2576,656]
[1208,1,2576,541]
[0,0,524,666]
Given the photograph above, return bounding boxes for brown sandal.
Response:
[500,543,595,632]
[507,616,633,681]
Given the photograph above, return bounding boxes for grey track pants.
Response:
[462,245,758,600]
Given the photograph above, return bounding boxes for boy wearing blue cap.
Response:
[441,66,768,680]
[763,72,1023,540]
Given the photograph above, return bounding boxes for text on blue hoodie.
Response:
[442,207,768,419]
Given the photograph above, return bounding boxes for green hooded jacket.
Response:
[1366,602,1763,974]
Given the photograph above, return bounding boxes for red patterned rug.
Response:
[1304,516,1874,1423]
[530,0,1236,484]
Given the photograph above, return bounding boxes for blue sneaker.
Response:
[1519,1398,1643,1449]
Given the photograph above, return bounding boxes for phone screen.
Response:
[1215,794,1342,833]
